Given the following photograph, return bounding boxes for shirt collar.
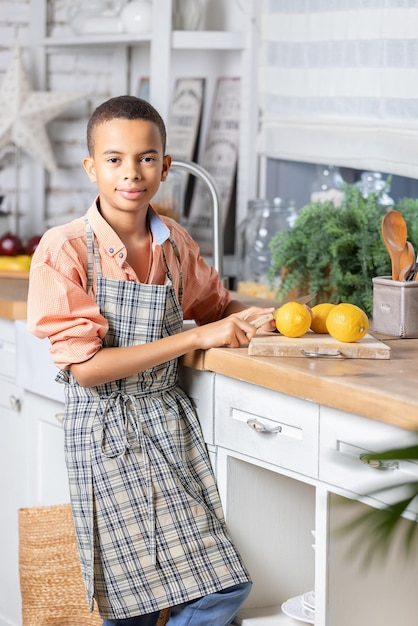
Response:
[148,205,170,245]
[86,198,171,259]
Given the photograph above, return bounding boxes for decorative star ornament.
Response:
[0,46,84,173]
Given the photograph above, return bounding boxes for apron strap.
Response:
[84,217,102,296]
[163,237,183,305]
[85,215,183,306]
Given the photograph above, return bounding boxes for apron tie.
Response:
[98,392,156,564]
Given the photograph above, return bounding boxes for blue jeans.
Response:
[102,581,252,626]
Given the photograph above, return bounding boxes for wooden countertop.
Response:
[0,277,28,320]
[2,278,417,431]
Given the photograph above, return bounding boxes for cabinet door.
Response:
[0,320,24,626]
[178,366,215,445]
[23,391,70,506]
[326,492,418,626]
[0,379,25,626]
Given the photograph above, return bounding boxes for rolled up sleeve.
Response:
[27,230,108,370]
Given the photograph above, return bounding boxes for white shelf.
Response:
[235,606,300,625]
[41,33,151,47]
[41,30,244,50]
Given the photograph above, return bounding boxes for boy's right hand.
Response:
[190,308,274,350]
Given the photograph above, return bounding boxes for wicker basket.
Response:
[18,503,170,626]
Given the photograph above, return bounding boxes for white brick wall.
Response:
[0,0,118,239]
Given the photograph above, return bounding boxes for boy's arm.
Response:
[70,305,274,388]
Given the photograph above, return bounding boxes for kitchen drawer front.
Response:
[215,374,319,478]
[319,406,418,511]
[0,319,16,379]
[179,366,214,445]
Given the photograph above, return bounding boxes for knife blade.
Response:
[293,292,317,305]
[250,293,317,328]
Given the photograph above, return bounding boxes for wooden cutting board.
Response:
[248,332,391,359]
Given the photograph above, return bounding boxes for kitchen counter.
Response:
[2,277,417,431]
[0,277,28,320]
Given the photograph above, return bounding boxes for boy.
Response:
[27,95,274,625]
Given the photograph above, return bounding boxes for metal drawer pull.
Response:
[359,453,399,471]
[247,418,282,434]
[9,395,21,412]
[301,349,342,358]
[55,413,64,424]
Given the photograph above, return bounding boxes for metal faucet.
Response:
[170,159,224,282]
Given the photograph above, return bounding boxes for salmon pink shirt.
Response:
[27,200,232,369]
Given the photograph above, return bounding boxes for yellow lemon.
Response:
[0,254,31,272]
[326,303,369,342]
[310,303,336,334]
[275,302,312,338]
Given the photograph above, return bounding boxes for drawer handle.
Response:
[55,413,65,424]
[359,453,399,471]
[247,418,282,434]
[301,349,342,358]
[9,395,21,412]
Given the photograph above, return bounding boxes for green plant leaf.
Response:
[267,184,418,317]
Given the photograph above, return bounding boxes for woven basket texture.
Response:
[18,503,170,626]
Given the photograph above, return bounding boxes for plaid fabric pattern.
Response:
[58,220,250,620]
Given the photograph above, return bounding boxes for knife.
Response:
[250,293,317,328]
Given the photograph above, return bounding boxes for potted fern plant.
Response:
[267,184,418,318]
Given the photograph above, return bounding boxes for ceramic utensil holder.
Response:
[372,276,418,337]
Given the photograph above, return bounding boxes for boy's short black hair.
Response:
[87,95,167,155]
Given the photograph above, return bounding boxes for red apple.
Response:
[25,234,42,256]
[0,232,24,256]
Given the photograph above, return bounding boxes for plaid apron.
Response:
[56,219,250,620]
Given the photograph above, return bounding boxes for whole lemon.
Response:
[275,302,312,338]
[326,303,369,342]
[310,303,336,334]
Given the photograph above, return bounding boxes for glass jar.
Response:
[172,0,205,30]
[355,171,394,210]
[285,200,299,228]
[310,165,345,207]
[237,197,289,299]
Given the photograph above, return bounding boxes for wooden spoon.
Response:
[381,210,408,281]
[399,241,415,281]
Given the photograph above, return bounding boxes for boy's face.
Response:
[83,118,171,218]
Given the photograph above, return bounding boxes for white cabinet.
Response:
[0,320,25,626]
[0,321,69,626]
[202,371,418,626]
[179,365,215,445]
[23,391,70,507]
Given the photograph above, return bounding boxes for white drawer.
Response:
[319,406,418,511]
[215,374,319,478]
[179,366,214,445]
[0,338,16,379]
